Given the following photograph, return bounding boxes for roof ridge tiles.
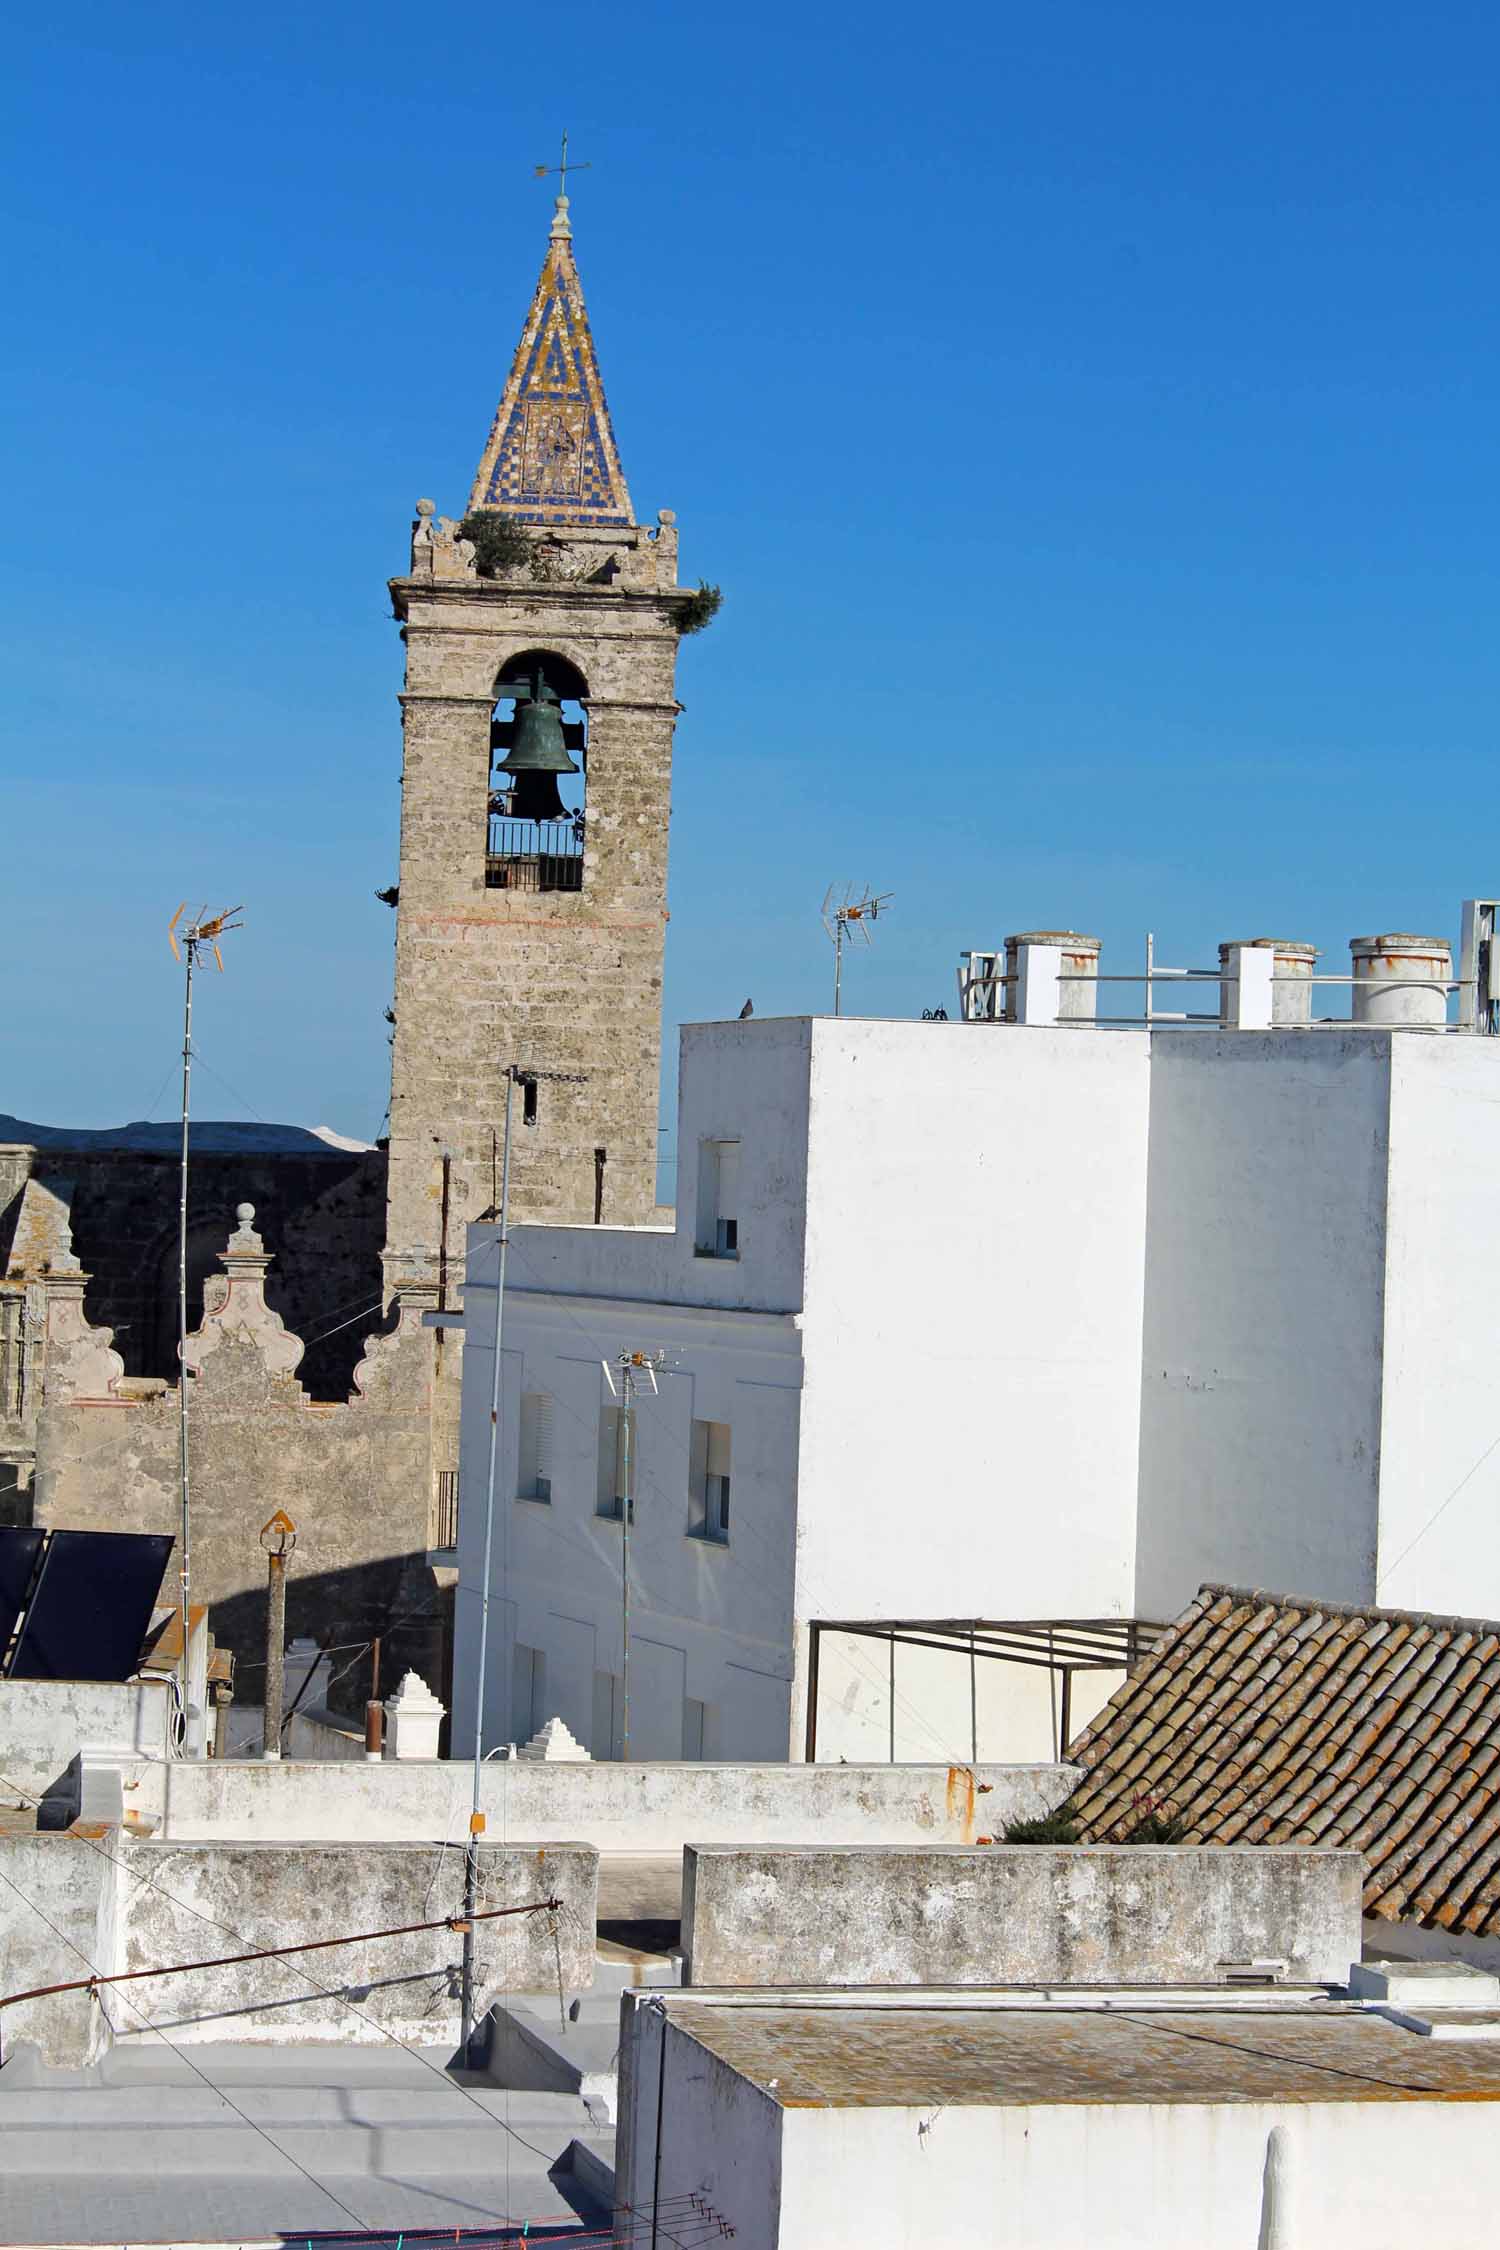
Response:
[1199,1582,1500,1639]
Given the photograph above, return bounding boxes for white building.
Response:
[454,923,1500,1764]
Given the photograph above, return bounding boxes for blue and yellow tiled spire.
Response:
[468,194,634,528]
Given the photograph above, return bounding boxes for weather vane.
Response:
[534,131,591,193]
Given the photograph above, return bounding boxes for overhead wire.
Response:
[0,1856,379,2235]
[0,1772,724,2250]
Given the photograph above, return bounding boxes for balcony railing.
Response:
[485,816,584,893]
[431,1469,459,1553]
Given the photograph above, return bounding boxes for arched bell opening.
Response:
[486,650,589,894]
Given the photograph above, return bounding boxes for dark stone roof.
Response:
[1068,1582,1500,1935]
[0,1116,372,1156]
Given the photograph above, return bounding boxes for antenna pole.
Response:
[619,1361,635,1761]
[460,1063,515,2067]
[833,919,844,1016]
[458,1060,586,2062]
[175,933,195,1729]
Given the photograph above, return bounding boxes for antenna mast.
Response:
[821,884,895,1016]
[166,902,243,1753]
[602,1349,666,1763]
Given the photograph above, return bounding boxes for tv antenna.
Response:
[821,884,894,1016]
[166,902,244,1747]
[601,1349,667,1765]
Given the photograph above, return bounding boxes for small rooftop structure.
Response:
[617,1984,1500,2247]
[1068,1583,1500,1946]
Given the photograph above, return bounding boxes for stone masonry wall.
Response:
[31,1206,445,1706]
[385,526,682,1278]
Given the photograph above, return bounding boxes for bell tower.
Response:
[385,187,689,1303]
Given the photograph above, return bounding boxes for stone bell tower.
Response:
[385,188,690,1304]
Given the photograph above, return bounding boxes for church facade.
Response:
[1,189,692,1720]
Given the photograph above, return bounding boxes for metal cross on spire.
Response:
[534,130,591,194]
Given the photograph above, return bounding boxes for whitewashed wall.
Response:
[794,1018,1150,1637]
[457,1009,1500,1777]
[1375,1036,1500,1614]
[1133,1031,1391,1619]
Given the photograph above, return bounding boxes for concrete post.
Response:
[1350,934,1452,1028]
[257,1509,297,1762]
[1004,932,1100,1025]
[262,1550,286,1761]
[1218,938,1318,1027]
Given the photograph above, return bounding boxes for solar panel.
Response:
[0,1526,44,1659]
[7,1530,174,1682]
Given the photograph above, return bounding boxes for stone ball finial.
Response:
[236,1202,255,1224]
[657,508,677,525]
[415,498,436,517]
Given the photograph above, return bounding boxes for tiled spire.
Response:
[468,197,634,528]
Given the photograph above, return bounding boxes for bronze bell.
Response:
[493,683,581,823]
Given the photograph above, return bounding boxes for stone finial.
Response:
[226,1203,263,1256]
[517,1714,590,1762]
[383,1668,446,1760]
[550,191,571,240]
[657,509,676,526]
[185,1208,304,1383]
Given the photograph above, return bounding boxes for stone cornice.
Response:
[389,576,687,627]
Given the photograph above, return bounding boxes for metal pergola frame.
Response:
[804,1616,1164,1763]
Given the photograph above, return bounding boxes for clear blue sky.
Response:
[6,2,1498,1156]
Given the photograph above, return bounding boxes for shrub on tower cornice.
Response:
[676,581,723,635]
[458,510,533,578]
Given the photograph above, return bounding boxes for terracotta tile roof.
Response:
[1066,1584,1500,1937]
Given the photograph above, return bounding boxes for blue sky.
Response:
[6,2,1498,1164]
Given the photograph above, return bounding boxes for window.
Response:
[689,1419,731,1544]
[697,1139,741,1259]
[683,1697,709,1759]
[517,1391,553,1502]
[596,1404,635,1522]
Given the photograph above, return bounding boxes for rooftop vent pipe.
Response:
[1350,934,1451,1029]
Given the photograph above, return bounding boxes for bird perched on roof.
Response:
[739,998,754,1019]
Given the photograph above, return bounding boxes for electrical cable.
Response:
[0,1858,380,2234]
[0,1790,725,2248]
[0,1773,632,2200]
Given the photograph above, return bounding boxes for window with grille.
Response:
[688,1419,731,1544]
[517,1391,553,1502]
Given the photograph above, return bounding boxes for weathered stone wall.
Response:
[117,1838,596,2046]
[680,1844,1365,1988]
[0,1831,119,2066]
[0,1830,597,2063]
[31,1207,446,1705]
